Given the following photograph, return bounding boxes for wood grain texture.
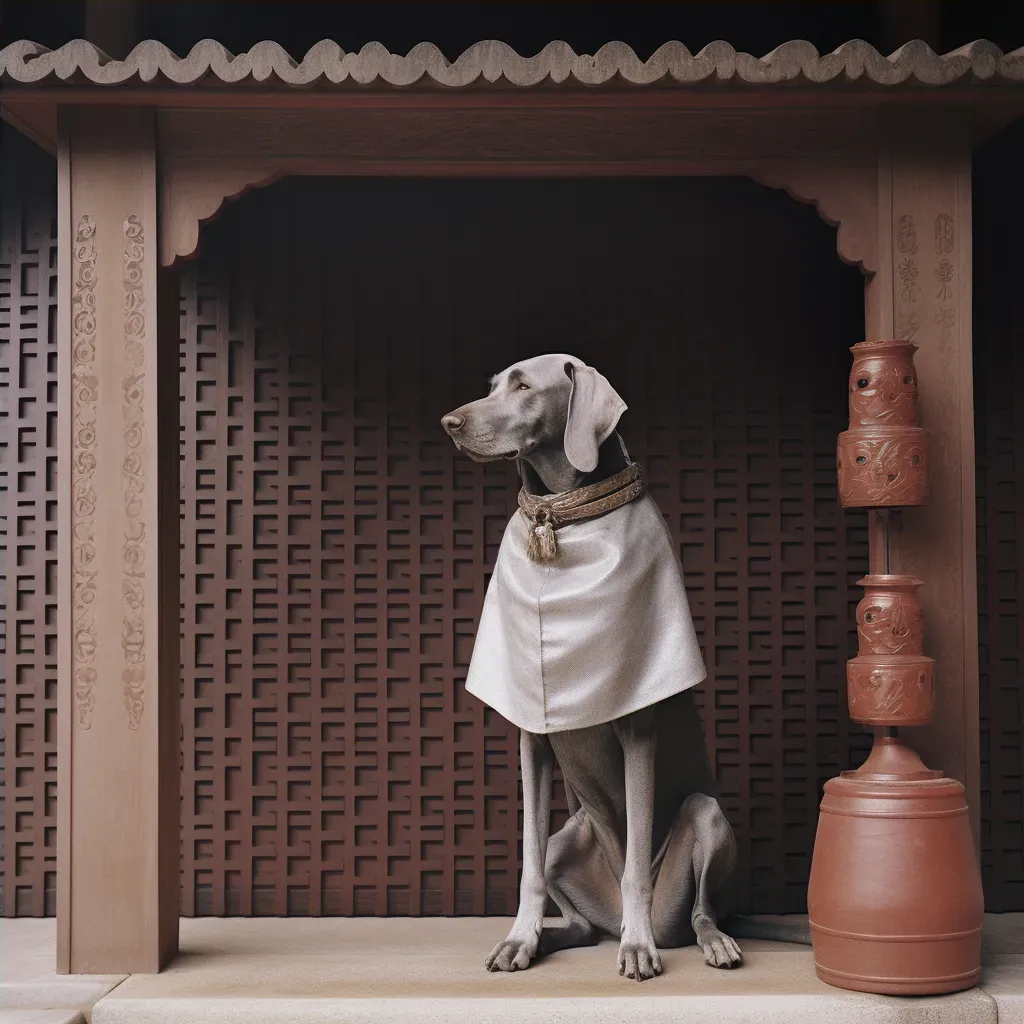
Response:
[2,37,1023,89]
[0,129,60,920]
[869,115,980,844]
[60,107,178,973]
[156,109,879,269]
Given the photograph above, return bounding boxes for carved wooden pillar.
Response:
[864,114,979,844]
[56,107,179,974]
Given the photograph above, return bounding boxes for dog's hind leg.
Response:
[649,792,741,968]
[686,793,742,968]
[539,809,612,956]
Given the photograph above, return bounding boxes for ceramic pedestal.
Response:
[807,340,983,995]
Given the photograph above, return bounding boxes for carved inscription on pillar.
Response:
[895,213,922,342]
[121,216,147,729]
[929,209,961,629]
[71,216,99,730]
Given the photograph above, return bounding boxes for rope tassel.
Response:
[518,462,646,564]
[526,518,559,562]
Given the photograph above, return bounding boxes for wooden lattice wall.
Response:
[975,119,1024,912]
[0,129,60,916]
[176,176,869,916]
[2,138,1022,917]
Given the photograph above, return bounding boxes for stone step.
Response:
[6,916,1024,1024]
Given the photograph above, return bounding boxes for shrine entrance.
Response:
[176,174,865,918]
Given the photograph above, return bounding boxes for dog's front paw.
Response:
[485,925,541,972]
[697,927,742,969]
[617,933,663,981]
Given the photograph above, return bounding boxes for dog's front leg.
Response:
[613,708,662,981]
[485,729,553,972]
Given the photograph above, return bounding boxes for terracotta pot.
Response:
[854,574,925,655]
[847,574,934,725]
[837,426,929,507]
[837,340,929,508]
[847,657,934,726]
[848,339,921,428]
[807,739,984,995]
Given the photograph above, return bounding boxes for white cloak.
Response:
[465,491,707,734]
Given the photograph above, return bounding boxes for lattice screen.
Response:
[6,152,1018,919]
[178,176,870,916]
[975,122,1024,912]
[0,129,60,916]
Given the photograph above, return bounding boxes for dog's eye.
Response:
[517,383,530,391]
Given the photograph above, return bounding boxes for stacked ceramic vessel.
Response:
[806,339,984,995]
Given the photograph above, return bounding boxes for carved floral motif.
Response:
[898,257,920,304]
[71,216,98,729]
[896,213,918,254]
[122,216,147,730]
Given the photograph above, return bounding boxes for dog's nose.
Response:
[442,413,465,433]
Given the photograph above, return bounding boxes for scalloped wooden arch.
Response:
[159,163,278,267]
[159,159,877,274]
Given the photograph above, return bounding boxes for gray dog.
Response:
[442,353,744,980]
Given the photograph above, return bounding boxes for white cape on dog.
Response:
[465,491,707,734]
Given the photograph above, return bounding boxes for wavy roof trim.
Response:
[1,37,1023,89]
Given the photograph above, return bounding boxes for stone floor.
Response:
[4,915,1024,1024]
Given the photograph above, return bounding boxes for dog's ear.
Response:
[563,362,627,473]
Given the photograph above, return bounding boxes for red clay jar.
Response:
[847,575,934,726]
[836,340,929,508]
[807,740,984,995]
[837,427,929,507]
[848,339,921,428]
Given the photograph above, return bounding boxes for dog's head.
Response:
[441,353,626,474]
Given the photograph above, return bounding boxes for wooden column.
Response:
[56,107,179,974]
[865,114,980,844]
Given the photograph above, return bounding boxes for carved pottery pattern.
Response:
[855,576,925,656]
[848,577,933,726]
[71,215,98,729]
[847,656,934,726]
[837,428,929,507]
[121,216,147,730]
[847,576,932,727]
[847,340,920,427]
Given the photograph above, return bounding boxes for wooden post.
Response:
[864,114,980,846]
[56,107,179,974]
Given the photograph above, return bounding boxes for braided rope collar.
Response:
[517,461,646,562]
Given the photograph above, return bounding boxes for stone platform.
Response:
[5,916,1024,1024]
